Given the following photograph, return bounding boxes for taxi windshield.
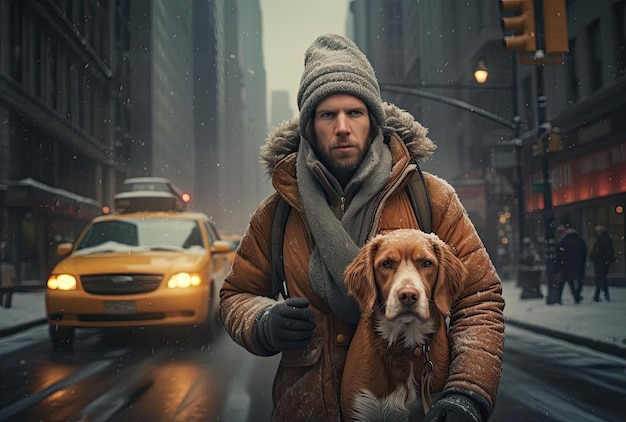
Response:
[75,217,204,253]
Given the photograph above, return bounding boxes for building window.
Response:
[66,59,74,119]
[34,30,43,98]
[566,38,579,103]
[382,0,404,80]
[8,1,23,82]
[587,19,602,92]
[477,0,485,29]
[614,0,626,76]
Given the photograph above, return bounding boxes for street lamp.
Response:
[474,61,489,84]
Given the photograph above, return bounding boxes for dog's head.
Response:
[345,229,467,322]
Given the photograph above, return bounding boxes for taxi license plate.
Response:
[103,300,136,314]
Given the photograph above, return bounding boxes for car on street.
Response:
[45,191,232,349]
[113,176,191,212]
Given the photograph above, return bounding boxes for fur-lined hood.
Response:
[259,102,436,176]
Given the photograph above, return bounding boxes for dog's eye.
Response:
[382,260,393,269]
[423,260,433,268]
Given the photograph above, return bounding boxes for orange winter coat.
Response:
[218,103,505,421]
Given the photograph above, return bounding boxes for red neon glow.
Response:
[527,143,626,212]
[181,193,191,203]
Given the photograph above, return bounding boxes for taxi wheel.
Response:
[194,282,219,344]
[49,325,75,350]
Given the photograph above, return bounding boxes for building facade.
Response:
[0,0,119,283]
[522,0,626,284]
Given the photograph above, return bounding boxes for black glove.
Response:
[255,297,315,353]
[423,393,483,422]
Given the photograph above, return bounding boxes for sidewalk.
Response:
[501,280,626,358]
[0,290,46,337]
[1,283,625,358]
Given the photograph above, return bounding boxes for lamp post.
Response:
[472,58,526,270]
[472,58,540,298]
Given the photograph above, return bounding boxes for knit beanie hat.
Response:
[297,34,386,137]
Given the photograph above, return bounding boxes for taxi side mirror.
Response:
[211,240,233,254]
[56,243,74,256]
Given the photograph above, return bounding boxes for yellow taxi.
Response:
[45,182,232,349]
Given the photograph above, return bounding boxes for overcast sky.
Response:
[260,0,351,116]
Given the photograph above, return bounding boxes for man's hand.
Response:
[423,393,482,422]
[261,297,315,352]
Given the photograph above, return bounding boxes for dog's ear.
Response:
[432,239,467,316]
[344,237,380,313]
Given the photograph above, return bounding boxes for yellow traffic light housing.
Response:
[500,0,536,52]
[532,128,563,155]
[548,129,563,152]
[543,0,569,54]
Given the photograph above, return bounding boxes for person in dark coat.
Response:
[556,226,587,304]
[590,225,615,302]
[0,260,16,308]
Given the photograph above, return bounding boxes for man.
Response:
[556,225,587,304]
[590,225,614,302]
[219,34,505,421]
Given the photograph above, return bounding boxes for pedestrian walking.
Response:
[590,225,615,302]
[0,261,16,308]
[555,225,587,304]
[218,34,505,421]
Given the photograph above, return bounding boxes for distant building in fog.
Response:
[237,0,274,214]
[212,0,272,234]
[127,1,197,198]
[270,90,294,131]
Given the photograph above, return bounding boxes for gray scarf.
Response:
[297,130,392,324]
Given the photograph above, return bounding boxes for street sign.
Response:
[531,179,552,193]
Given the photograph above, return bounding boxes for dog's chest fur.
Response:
[346,313,436,420]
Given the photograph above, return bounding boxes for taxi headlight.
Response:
[47,274,77,290]
[167,273,202,288]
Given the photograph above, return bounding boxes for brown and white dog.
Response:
[341,229,467,421]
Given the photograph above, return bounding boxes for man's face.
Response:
[312,94,372,184]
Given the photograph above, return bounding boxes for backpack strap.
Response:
[270,197,290,299]
[406,163,432,233]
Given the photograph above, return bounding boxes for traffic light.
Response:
[500,0,536,52]
[547,128,563,152]
[532,128,563,155]
[543,0,569,54]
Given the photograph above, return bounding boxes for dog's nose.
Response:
[397,286,419,306]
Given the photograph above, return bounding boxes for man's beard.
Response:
[320,143,367,184]
[327,160,358,183]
